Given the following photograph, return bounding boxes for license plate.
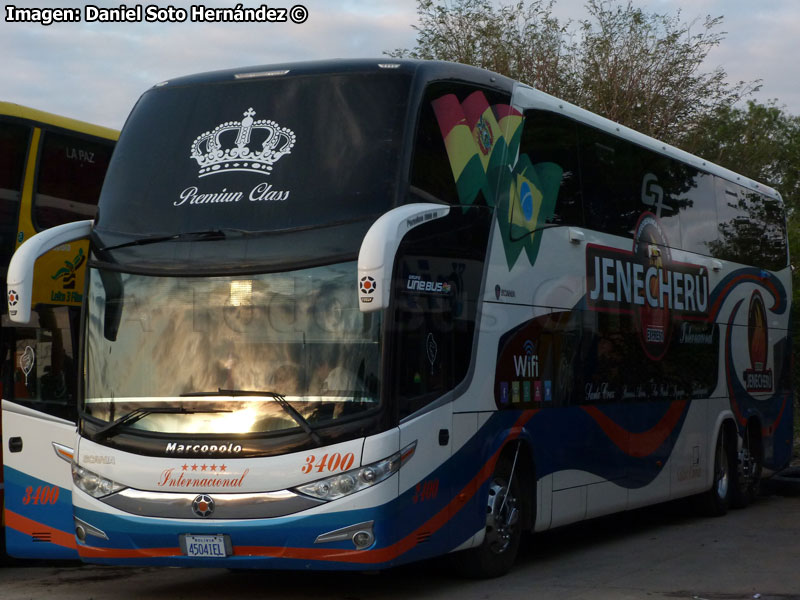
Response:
[180,534,231,558]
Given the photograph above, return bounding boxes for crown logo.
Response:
[190,108,296,177]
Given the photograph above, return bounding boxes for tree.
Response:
[389,0,757,143]
[387,0,569,96]
[680,100,800,213]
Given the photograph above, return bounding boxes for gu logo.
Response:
[642,173,666,217]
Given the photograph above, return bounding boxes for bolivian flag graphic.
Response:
[432,93,489,207]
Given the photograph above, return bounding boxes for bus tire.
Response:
[732,423,762,508]
[455,455,523,578]
[697,425,733,517]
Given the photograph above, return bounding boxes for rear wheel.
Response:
[697,427,733,516]
[732,427,762,508]
[455,455,523,578]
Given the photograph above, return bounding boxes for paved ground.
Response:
[1,486,799,600]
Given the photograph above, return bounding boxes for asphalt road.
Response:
[2,487,799,600]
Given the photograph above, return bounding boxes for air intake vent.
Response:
[32,532,51,543]
[417,531,432,544]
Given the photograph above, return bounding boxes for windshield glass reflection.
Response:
[83,262,381,435]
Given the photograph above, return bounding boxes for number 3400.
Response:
[22,485,60,505]
[302,452,356,474]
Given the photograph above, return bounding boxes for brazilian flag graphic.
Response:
[506,155,563,266]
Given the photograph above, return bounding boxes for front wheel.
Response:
[454,455,523,578]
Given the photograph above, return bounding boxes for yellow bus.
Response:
[0,102,117,556]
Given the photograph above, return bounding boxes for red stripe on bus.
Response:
[5,509,77,550]
[709,274,781,319]
[78,545,180,559]
[228,410,539,565]
[582,401,688,458]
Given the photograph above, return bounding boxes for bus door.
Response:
[2,306,80,559]
[370,203,493,555]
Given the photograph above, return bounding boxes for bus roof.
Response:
[148,58,780,203]
[512,83,782,202]
[150,58,516,93]
[0,101,119,141]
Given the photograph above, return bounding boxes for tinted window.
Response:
[711,179,787,269]
[0,121,28,262]
[410,82,511,206]
[518,111,582,226]
[34,131,114,230]
[98,73,411,239]
[0,307,79,421]
[392,207,492,419]
[578,125,642,238]
[678,170,717,256]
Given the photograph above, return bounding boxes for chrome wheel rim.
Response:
[484,478,519,555]
[716,441,729,499]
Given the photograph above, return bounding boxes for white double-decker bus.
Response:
[3,60,791,576]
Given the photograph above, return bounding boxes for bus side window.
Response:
[677,169,717,257]
[409,82,512,207]
[0,121,28,262]
[760,195,789,270]
[519,111,583,226]
[33,131,114,230]
[577,125,641,238]
[709,180,786,268]
[4,306,78,421]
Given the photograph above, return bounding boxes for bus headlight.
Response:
[72,463,126,498]
[294,441,416,502]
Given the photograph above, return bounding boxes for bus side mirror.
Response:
[7,219,94,324]
[357,203,450,312]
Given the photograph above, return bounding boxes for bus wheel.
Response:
[697,426,733,516]
[732,428,762,508]
[455,455,523,578]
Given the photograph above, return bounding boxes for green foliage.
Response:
[681,100,800,213]
[386,0,570,96]
[389,0,758,142]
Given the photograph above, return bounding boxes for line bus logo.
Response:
[586,213,710,360]
[743,290,772,393]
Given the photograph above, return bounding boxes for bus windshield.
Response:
[83,261,382,435]
[95,70,412,241]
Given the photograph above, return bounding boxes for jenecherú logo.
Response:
[743,290,772,392]
[586,213,710,360]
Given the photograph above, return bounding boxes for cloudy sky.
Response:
[2,0,798,130]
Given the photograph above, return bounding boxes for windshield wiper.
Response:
[96,229,253,252]
[181,388,323,446]
[90,406,231,441]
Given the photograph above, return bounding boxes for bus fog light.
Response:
[352,530,374,549]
